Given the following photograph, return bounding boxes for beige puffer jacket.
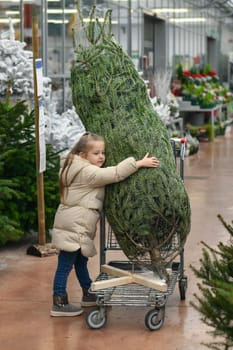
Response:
[52,155,138,257]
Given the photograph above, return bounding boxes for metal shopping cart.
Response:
[86,137,188,331]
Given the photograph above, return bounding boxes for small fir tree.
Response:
[0,169,23,243]
[190,215,233,350]
[0,99,60,244]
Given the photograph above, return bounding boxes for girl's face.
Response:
[83,141,106,167]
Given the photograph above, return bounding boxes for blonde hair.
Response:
[59,132,104,201]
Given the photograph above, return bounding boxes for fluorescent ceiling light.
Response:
[6,10,20,15]
[0,18,20,23]
[0,0,38,2]
[47,9,118,23]
[47,9,76,14]
[143,9,154,16]
[48,19,69,23]
[169,17,206,23]
[83,18,118,24]
[152,8,189,13]
[0,0,40,2]
[47,18,118,24]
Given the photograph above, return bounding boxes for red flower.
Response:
[192,73,202,79]
[209,70,217,76]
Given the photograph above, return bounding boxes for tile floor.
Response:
[1,126,233,350]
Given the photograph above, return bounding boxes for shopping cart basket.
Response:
[86,137,188,331]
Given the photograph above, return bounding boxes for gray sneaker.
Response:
[50,295,83,317]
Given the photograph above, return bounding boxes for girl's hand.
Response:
[136,153,160,168]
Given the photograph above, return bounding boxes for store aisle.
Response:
[0,127,233,350]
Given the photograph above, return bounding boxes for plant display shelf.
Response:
[179,104,223,140]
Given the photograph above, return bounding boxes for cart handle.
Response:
[170,137,187,144]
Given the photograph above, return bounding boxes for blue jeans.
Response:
[53,249,92,296]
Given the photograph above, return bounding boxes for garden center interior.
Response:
[1,0,233,150]
[1,0,233,110]
[1,1,233,349]
[1,0,233,149]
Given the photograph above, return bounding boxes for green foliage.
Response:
[176,63,188,83]
[190,66,198,74]
[203,64,212,75]
[190,215,233,350]
[0,100,60,245]
[176,63,184,80]
[71,5,191,271]
[186,123,215,142]
[0,176,23,243]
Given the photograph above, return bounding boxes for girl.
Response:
[50,132,160,317]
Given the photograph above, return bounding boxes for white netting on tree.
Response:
[72,3,112,49]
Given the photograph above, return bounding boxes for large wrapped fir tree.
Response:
[71,4,191,275]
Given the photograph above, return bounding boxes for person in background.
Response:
[50,132,160,317]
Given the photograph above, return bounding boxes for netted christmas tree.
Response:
[71,4,191,276]
[190,215,233,350]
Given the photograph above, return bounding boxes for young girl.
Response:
[50,132,160,317]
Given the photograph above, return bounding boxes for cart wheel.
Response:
[86,307,107,329]
[145,307,165,331]
[179,276,188,300]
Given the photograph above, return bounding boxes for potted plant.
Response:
[200,91,216,108]
[190,85,204,106]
